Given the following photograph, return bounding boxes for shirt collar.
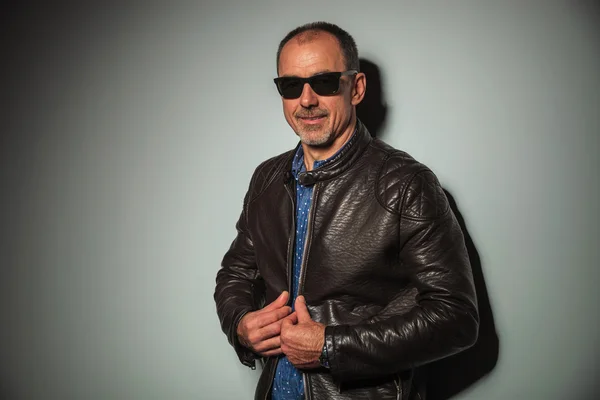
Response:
[291,127,357,179]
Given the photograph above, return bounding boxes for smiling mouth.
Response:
[298,115,327,121]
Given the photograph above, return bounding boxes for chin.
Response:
[299,131,334,147]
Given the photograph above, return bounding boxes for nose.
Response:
[299,82,318,108]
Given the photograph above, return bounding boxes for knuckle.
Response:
[243,318,254,330]
[248,332,259,343]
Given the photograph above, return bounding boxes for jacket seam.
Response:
[247,160,283,205]
[375,151,427,217]
[247,150,295,207]
[370,144,406,217]
[374,152,394,214]
[400,206,451,222]
[399,170,451,222]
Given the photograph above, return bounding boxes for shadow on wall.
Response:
[357,57,500,400]
[356,59,388,138]
[427,190,500,400]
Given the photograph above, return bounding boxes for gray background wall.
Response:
[1,1,599,399]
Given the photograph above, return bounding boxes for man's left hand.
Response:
[280,295,326,369]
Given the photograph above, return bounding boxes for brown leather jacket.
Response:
[214,121,479,399]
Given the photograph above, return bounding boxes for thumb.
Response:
[294,296,312,323]
[263,291,289,311]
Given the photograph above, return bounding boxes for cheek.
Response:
[325,99,348,122]
[282,101,296,115]
[282,102,297,125]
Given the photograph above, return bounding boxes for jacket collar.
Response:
[294,119,372,186]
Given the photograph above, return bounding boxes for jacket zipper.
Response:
[297,184,319,399]
[394,374,401,400]
[303,373,310,400]
[283,182,297,301]
[297,184,318,296]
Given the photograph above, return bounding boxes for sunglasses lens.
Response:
[275,72,344,99]
[278,78,304,99]
[310,73,340,96]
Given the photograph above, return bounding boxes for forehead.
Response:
[278,31,345,77]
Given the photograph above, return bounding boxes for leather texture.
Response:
[215,121,479,400]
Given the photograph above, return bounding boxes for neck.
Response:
[302,116,357,171]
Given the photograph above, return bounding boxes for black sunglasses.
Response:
[274,70,358,99]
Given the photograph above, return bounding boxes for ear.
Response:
[351,72,366,106]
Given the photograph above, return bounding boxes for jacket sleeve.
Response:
[325,169,479,382]
[214,182,265,369]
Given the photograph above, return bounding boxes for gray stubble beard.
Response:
[297,127,335,147]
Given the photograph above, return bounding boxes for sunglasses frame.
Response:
[274,70,358,99]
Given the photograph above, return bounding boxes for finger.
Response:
[254,336,281,353]
[262,347,283,357]
[285,311,298,325]
[258,319,285,339]
[255,306,292,329]
[262,291,289,312]
[281,317,293,332]
[294,295,313,323]
[248,307,291,331]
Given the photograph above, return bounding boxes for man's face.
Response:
[277,32,357,147]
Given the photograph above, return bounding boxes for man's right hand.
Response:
[236,291,296,357]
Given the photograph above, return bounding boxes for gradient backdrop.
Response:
[1,1,599,399]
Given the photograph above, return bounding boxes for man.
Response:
[214,22,478,400]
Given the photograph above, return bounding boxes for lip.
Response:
[298,115,327,125]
